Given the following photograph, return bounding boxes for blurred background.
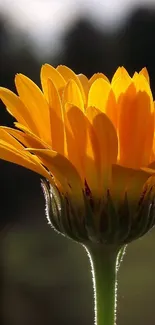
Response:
[0,0,155,324]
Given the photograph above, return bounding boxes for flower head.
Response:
[0,65,155,244]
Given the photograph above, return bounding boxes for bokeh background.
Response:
[0,0,155,324]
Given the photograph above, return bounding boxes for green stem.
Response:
[85,244,121,325]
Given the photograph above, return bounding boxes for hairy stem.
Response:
[85,244,122,325]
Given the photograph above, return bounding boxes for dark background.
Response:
[0,3,155,325]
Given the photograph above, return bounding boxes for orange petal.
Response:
[1,127,48,150]
[84,119,101,197]
[63,79,84,111]
[139,67,150,83]
[78,74,89,99]
[67,105,86,154]
[57,65,86,104]
[88,79,118,129]
[0,88,39,134]
[66,105,86,178]
[63,104,84,180]
[112,67,132,101]
[0,128,25,150]
[14,123,51,147]
[15,74,51,144]
[66,105,101,197]
[88,78,111,113]
[28,148,84,206]
[89,73,109,87]
[119,84,154,168]
[112,164,155,214]
[0,140,52,182]
[41,64,66,101]
[105,89,118,129]
[48,79,64,154]
[87,106,118,191]
[133,73,153,105]
[112,67,130,83]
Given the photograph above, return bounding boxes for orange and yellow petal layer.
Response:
[0,65,155,209]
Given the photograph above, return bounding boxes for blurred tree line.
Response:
[0,5,155,325]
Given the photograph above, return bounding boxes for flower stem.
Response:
[85,244,121,325]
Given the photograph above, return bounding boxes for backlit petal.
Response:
[112,67,130,83]
[67,104,86,159]
[89,73,109,87]
[1,127,48,149]
[63,79,84,111]
[0,128,25,150]
[133,73,153,105]
[112,67,132,101]
[57,65,86,104]
[105,89,118,129]
[41,64,66,101]
[0,139,52,182]
[88,78,111,113]
[87,106,118,191]
[63,104,84,180]
[119,84,154,168]
[139,67,150,83]
[28,148,84,206]
[15,74,51,144]
[78,74,89,99]
[112,164,155,215]
[84,119,101,197]
[14,123,51,148]
[48,79,64,154]
[0,88,38,134]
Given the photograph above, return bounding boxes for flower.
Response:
[0,65,155,244]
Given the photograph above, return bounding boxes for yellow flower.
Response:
[0,64,155,244]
